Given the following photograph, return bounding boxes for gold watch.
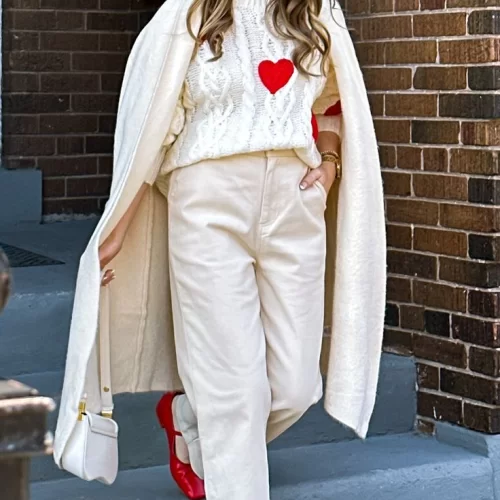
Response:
[321,150,342,180]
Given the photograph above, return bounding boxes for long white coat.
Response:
[53,0,387,469]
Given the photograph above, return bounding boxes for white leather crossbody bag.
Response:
[61,277,119,485]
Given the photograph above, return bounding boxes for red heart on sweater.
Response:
[325,101,342,116]
[258,59,295,94]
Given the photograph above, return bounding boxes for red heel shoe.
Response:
[156,392,206,500]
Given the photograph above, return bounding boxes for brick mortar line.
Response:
[5,29,141,35]
[6,28,134,33]
[386,326,500,350]
[415,357,499,381]
[44,174,111,179]
[380,149,500,157]
[375,116,498,121]
[386,192,497,202]
[387,221,487,231]
[386,195,493,204]
[356,35,497,42]
[5,156,115,161]
[414,274,500,292]
[9,154,111,158]
[375,117,499,122]
[385,171,498,180]
[386,220,500,229]
[361,63,500,67]
[379,143,499,150]
[388,205,500,213]
[6,32,138,38]
[4,83,123,86]
[43,195,110,200]
[46,192,111,199]
[389,346,500,385]
[381,115,499,120]
[4,86,123,89]
[419,387,499,409]
[389,240,490,255]
[387,243,497,260]
[356,40,500,46]
[368,90,499,95]
[347,7,500,19]
[387,271,500,293]
[384,301,491,318]
[4,113,116,116]
[5,154,113,157]
[387,248,476,260]
[5,134,114,137]
[385,194,500,208]
[10,50,134,55]
[361,62,500,68]
[388,273,500,293]
[6,9,152,14]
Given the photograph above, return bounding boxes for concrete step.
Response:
[24,352,416,483]
[31,433,494,500]
[0,220,96,376]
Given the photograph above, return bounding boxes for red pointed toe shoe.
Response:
[156,392,206,500]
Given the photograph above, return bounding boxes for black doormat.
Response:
[0,243,64,268]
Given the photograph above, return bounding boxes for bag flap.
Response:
[87,413,119,438]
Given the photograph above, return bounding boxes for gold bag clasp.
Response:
[78,400,87,422]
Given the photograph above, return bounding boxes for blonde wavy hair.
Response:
[187,0,332,76]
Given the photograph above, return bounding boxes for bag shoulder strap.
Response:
[99,278,114,418]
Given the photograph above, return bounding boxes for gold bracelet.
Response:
[320,150,342,180]
[321,150,340,161]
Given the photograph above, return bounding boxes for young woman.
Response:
[53,1,386,499]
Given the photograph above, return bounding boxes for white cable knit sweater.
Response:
[160,0,341,175]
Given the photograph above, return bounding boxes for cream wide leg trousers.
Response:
[167,150,327,500]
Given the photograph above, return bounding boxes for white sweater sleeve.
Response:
[313,62,342,139]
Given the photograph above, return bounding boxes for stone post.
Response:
[0,250,55,499]
[0,379,55,500]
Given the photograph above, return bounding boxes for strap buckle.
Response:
[78,400,87,421]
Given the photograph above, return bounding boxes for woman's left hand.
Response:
[300,161,338,196]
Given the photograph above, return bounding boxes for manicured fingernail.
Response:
[300,183,307,190]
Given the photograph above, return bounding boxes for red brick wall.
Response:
[344,0,500,433]
[2,0,164,214]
